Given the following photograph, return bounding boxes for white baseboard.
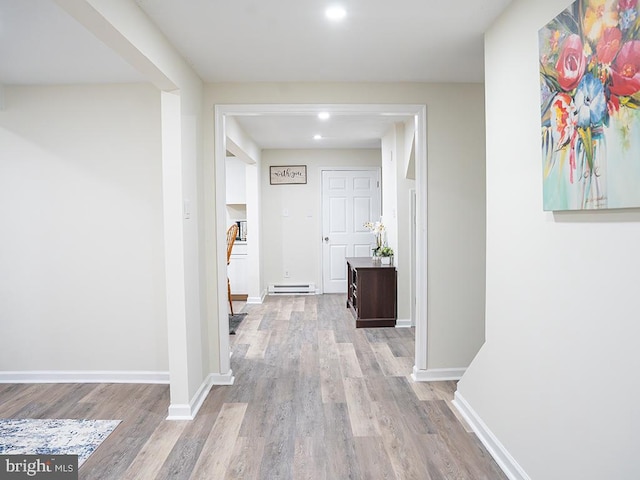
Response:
[395,318,412,328]
[247,289,267,304]
[167,371,234,421]
[208,371,234,386]
[452,391,531,480]
[411,366,466,382]
[0,370,170,384]
[166,404,193,420]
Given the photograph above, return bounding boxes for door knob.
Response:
[324,236,329,242]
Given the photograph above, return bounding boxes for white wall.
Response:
[456,1,640,478]
[380,121,421,326]
[0,84,167,372]
[260,149,381,289]
[423,89,486,369]
[381,126,400,253]
[205,82,486,372]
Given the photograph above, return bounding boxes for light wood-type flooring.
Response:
[0,294,507,479]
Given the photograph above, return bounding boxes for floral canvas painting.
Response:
[539,0,640,210]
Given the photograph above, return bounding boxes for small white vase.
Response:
[381,256,391,265]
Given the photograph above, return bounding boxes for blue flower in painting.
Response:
[540,81,553,108]
[574,73,607,128]
[620,9,637,31]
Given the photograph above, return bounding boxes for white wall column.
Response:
[160,91,191,413]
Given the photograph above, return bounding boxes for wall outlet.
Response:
[284,270,290,278]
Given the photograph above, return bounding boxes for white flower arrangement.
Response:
[364,220,388,256]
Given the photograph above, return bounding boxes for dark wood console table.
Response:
[346,257,397,328]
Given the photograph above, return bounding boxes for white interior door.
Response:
[322,169,381,294]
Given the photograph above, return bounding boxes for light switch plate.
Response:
[183,199,191,220]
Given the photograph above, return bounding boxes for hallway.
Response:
[0,294,505,479]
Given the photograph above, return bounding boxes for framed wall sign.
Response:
[270,165,307,185]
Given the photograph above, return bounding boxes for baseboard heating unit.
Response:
[268,283,316,295]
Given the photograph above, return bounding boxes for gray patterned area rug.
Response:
[229,312,247,334]
[0,419,121,467]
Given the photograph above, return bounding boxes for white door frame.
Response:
[319,167,381,294]
[410,188,417,327]
[213,104,429,379]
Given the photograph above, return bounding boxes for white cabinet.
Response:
[226,157,246,204]
[228,242,248,296]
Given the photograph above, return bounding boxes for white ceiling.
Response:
[0,0,147,84]
[0,0,512,149]
[233,112,415,149]
[134,0,512,83]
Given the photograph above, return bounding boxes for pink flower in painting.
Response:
[608,92,620,115]
[619,0,637,10]
[596,27,622,64]
[610,40,640,95]
[550,93,576,147]
[555,34,587,91]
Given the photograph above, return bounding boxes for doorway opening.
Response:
[213,104,428,380]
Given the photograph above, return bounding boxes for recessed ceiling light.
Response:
[325,6,347,21]
[318,112,330,120]
[314,134,323,140]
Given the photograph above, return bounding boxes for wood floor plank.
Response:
[121,420,188,480]
[294,374,325,438]
[424,400,507,480]
[319,355,346,404]
[244,330,272,359]
[292,295,306,312]
[237,377,277,437]
[317,329,339,359]
[343,377,379,437]
[337,342,364,378]
[292,436,327,480]
[386,376,438,435]
[154,386,229,479]
[188,402,248,479]
[0,385,44,417]
[370,342,407,376]
[153,437,203,480]
[257,400,296,480]
[372,400,434,480]
[265,318,291,347]
[421,433,470,480]
[223,435,265,480]
[80,385,169,479]
[353,436,397,480]
[323,402,362,479]
[298,342,319,378]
